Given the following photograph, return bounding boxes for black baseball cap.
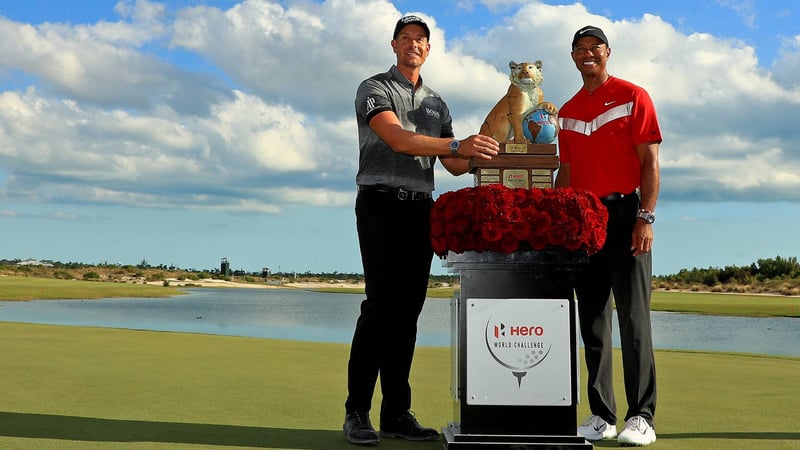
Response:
[393,15,430,40]
[572,25,608,48]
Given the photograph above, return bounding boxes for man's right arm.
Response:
[368,111,499,167]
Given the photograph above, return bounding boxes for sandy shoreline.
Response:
[149,279,796,297]
[149,278,365,290]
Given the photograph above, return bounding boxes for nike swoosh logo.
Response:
[604,101,616,106]
[579,28,595,35]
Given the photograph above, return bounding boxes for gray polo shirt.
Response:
[355,65,454,193]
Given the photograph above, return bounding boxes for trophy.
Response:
[471,60,560,189]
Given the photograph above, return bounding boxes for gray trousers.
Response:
[575,195,657,426]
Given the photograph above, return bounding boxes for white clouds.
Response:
[716,0,757,29]
[171,0,397,114]
[0,16,169,108]
[0,81,347,212]
[1,0,799,220]
[772,35,800,90]
[203,91,320,171]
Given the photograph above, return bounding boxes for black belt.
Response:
[358,185,432,201]
[600,190,638,204]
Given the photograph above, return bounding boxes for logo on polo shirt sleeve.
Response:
[425,107,440,119]
[365,96,377,114]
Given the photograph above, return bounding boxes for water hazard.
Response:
[0,288,797,357]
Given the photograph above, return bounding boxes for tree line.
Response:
[654,255,800,296]
[3,255,799,295]
[655,255,799,285]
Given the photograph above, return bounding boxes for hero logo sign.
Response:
[485,316,552,387]
[494,323,544,338]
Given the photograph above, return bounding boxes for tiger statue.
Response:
[479,60,558,144]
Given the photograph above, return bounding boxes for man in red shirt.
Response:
[556,25,661,447]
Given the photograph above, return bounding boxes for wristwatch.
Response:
[637,209,656,224]
[449,139,460,155]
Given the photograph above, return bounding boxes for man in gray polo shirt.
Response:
[344,14,499,446]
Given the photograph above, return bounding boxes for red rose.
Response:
[430,184,607,256]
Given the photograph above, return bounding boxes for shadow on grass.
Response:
[5,412,799,449]
[590,431,800,448]
[0,412,441,449]
[658,432,800,440]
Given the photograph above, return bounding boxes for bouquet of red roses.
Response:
[430,184,608,256]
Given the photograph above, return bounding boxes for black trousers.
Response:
[345,189,434,421]
[576,194,657,426]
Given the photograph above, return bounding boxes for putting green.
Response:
[1,322,798,449]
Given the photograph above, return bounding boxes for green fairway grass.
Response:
[0,276,183,300]
[650,290,800,317]
[1,322,798,449]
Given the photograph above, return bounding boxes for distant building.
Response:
[220,258,231,276]
[17,259,54,267]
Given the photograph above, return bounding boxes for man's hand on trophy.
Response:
[459,134,499,160]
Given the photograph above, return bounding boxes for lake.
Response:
[0,287,798,357]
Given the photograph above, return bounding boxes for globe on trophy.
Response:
[522,107,559,144]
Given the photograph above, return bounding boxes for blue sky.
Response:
[1,0,799,276]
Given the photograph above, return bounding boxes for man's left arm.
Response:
[632,141,660,256]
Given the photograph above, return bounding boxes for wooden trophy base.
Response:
[470,143,557,189]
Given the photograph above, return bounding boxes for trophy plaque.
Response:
[470,144,558,189]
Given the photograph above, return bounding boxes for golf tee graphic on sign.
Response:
[485,318,552,387]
